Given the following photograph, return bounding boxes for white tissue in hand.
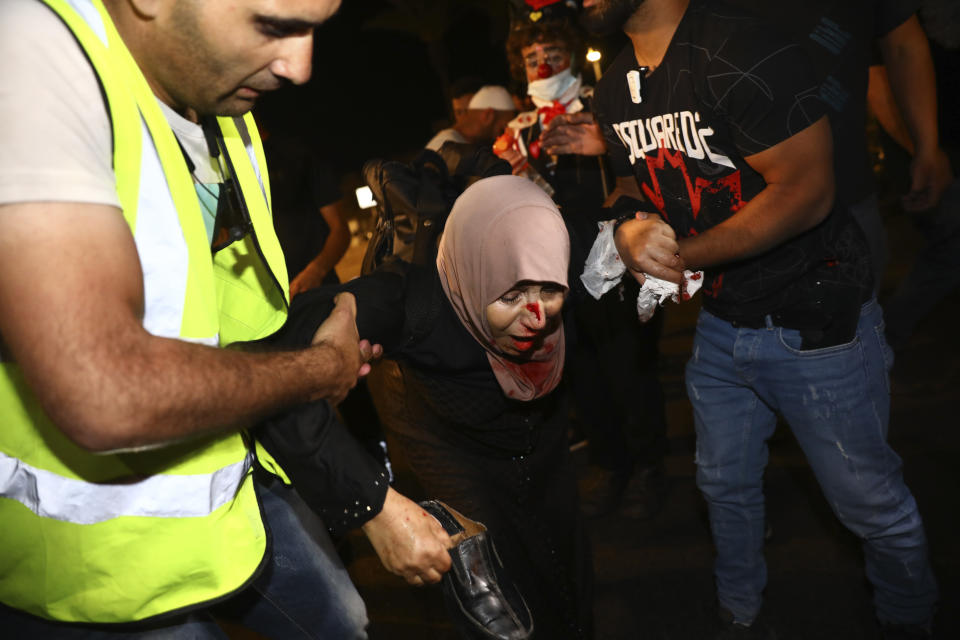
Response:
[636,271,704,322]
[580,220,625,299]
[579,218,704,322]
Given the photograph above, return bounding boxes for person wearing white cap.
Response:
[426,85,518,151]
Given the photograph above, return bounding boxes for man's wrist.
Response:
[912,142,939,159]
[612,211,639,235]
[305,341,346,391]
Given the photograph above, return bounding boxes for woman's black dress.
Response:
[263,260,594,639]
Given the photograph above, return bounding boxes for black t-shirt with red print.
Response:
[595,0,872,326]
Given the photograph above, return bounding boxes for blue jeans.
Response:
[0,477,368,638]
[685,299,937,626]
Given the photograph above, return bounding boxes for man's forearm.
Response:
[678,181,832,270]
[1,202,369,454]
[679,117,835,270]
[880,15,939,155]
[37,332,354,453]
[867,65,914,153]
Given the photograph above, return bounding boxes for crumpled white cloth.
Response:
[580,220,703,322]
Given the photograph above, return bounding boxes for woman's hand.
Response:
[361,488,453,586]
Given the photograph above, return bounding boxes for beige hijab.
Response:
[436,175,570,401]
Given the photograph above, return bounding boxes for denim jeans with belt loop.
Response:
[685,298,938,626]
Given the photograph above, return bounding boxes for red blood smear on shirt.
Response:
[526,303,541,321]
[690,272,701,280]
[501,358,555,395]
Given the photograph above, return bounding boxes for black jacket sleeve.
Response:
[254,400,389,535]
[250,263,410,534]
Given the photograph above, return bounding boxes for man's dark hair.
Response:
[505,18,585,86]
[449,76,486,101]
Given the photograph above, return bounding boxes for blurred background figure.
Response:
[871,0,959,350]
[260,124,351,296]
[426,85,518,151]
[450,76,485,130]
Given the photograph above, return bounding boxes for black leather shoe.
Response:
[420,500,533,640]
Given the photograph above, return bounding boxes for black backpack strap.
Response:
[409,149,453,266]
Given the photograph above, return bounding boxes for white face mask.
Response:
[527,68,579,105]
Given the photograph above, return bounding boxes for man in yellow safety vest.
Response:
[0,0,452,636]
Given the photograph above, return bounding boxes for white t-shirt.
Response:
[425,127,467,151]
[157,101,224,240]
[0,0,221,235]
[0,0,118,207]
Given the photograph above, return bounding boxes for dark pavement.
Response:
[339,208,960,639]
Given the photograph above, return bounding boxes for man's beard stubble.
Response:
[579,0,647,36]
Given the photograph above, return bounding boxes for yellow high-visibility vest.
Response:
[0,0,292,623]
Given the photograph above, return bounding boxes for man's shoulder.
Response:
[597,45,637,91]
[594,44,639,117]
[2,0,72,42]
[425,128,467,151]
[679,0,795,58]
[0,0,117,208]
[675,0,817,107]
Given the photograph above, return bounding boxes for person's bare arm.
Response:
[0,201,373,453]
[867,65,914,153]
[613,117,834,282]
[541,112,607,156]
[676,116,835,270]
[878,15,954,211]
[361,487,453,585]
[289,198,352,297]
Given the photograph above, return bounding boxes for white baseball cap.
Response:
[467,85,516,111]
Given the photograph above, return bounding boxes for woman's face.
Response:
[520,40,572,84]
[485,281,566,357]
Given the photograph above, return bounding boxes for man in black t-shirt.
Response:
[583,0,937,636]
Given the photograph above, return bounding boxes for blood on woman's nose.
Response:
[525,302,542,323]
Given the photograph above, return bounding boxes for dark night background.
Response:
[254,0,627,175]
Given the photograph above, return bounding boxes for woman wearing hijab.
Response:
[500,5,672,523]
[264,175,593,639]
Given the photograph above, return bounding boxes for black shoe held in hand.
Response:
[419,500,533,640]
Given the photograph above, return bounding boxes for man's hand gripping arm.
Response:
[0,201,374,452]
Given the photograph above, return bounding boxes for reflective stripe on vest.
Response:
[0,0,290,623]
[0,450,252,524]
